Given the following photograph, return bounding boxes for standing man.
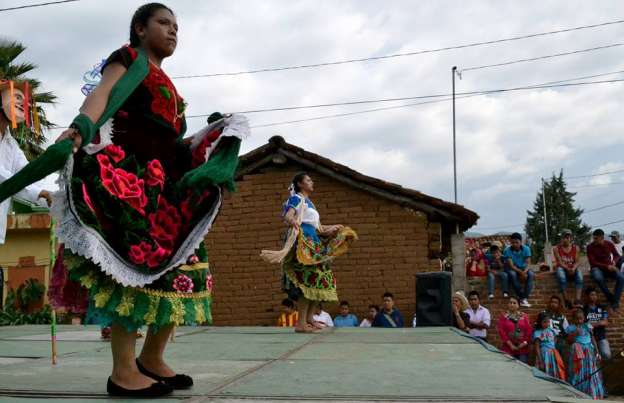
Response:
[372,292,404,328]
[503,233,534,307]
[609,231,624,270]
[553,229,583,307]
[587,229,624,310]
[0,80,51,246]
[464,291,491,341]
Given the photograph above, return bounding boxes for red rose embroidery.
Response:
[179,199,193,223]
[128,241,152,265]
[104,144,125,163]
[321,279,329,288]
[146,245,171,268]
[148,196,181,251]
[172,274,194,293]
[142,66,183,133]
[308,273,318,284]
[81,182,96,213]
[97,154,148,215]
[145,159,165,190]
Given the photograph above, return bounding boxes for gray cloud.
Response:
[3,0,623,233]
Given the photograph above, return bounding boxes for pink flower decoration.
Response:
[81,182,96,214]
[128,241,152,265]
[205,274,213,292]
[97,154,147,215]
[146,246,171,269]
[173,274,194,293]
[145,159,165,190]
[148,196,181,252]
[104,144,126,163]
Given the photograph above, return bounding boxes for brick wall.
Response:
[466,271,624,354]
[204,163,438,325]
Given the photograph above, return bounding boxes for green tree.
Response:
[525,171,591,261]
[0,40,56,160]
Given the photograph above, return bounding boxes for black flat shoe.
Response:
[106,377,172,397]
[136,359,194,390]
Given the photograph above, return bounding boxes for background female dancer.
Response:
[262,173,357,333]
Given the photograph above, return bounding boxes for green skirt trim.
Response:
[67,253,212,332]
[284,270,338,302]
[282,248,338,302]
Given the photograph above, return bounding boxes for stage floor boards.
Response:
[0,325,588,402]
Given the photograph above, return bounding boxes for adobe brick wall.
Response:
[204,163,439,325]
[465,271,624,354]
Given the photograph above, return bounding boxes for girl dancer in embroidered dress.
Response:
[0,3,250,397]
[533,312,566,380]
[261,173,357,333]
[565,308,605,399]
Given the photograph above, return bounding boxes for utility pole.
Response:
[452,66,458,205]
[542,178,550,245]
[542,178,552,268]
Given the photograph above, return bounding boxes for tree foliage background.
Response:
[0,40,56,160]
[525,171,591,261]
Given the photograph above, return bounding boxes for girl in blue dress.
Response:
[565,308,605,399]
[533,312,566,380]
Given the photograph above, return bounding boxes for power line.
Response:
[566,167,624,179]
[584,200,624,214]
[0,0,79,12]
[185,77,624,117]
[477,224,524,230]
[460,43,624,73]
[250,69,624,129]
[171,18,624,79]
[569,181,624,190]
[595,218,624,228]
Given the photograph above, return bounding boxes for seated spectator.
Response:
[542,295,569,360]
[359,305,378,328]
[333,300,359,327]
[312,303,334,328]
[466,247,487,277]
[609,230,624,270]
[485,244,509,300]
[587,229,624,310]
[503,233,534,307]
[553,229,583,307]
[497,296,531,363]
[583,287,611,360]
[464,291,491,341]
[276,298,299,327]
[452,291,470,331]
[372,292,404,328]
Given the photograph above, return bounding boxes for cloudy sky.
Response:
[3,0,624,234]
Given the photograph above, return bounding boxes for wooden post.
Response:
[451,233,466,293]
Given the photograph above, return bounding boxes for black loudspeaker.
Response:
[415,271,452,326]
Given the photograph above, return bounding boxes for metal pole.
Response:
[542,178,550,245]
[452,66,458,204]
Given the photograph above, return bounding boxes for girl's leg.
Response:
[110,323,155,389]
[137,324,176,377]
[296,298,310,331]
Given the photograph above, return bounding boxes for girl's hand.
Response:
[55,128,82,153]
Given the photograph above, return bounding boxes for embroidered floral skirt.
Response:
[538,347,566,381]
[568,342,605,399]
[63,247,213,332]
[49,141,228,332]
[282,224,357,302]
